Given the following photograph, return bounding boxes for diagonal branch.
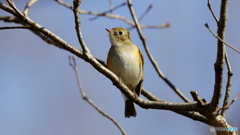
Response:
[206,1,236,118]
[72,0,90,53]
[138,4,152,22]
[190,91,208,107]
[0,15,107,66]
[217,93,240,112]
[23,0,39,16]
[141,88,209,124]
[108,0,114,14]
[207,0,218,23]
[0,2,199,112]
[126,0,191,103]
[127,4,159,31]
[6,0,24,16]
[221,53,233,117]
[205,23,240,53]
[89,2,126,21]
[69,56,127,135]
[55,0,169,29]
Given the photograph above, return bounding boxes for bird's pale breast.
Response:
[107,44,142,91]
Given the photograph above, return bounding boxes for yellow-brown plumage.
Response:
[106,27,144,118]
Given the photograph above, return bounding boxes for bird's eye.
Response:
[119,31,123,35]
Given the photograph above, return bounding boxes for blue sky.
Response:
[0,0,239,135]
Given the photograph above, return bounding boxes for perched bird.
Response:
[106,27,144,118]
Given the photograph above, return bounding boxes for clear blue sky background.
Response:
[0,0,239,135]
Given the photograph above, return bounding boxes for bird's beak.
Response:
[105,28,110,33]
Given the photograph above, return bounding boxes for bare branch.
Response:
[217,93,240,112]
[0,3,84,54]
[2,1,239,129]
[0,3,197,113]
[89,2,126,21]
[55,0,168,29]
[141,88,209,124]
[210,0,228,113]
[69,56,127,135]
[6,0,24,16]
[127,4,156,30]
[207,0,218,23]
[23,0,39,16]
[0,25,31,30]
[221,53,233,117]
[126,0,190,103]
[0,16,20,23]
[72,0,90,53]
[205,23,240,53]
[0,15,106,67]
[139,4,153,22]
[206,1,236,118]
[108,0,113,14]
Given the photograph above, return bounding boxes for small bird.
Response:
[106,27,144,118]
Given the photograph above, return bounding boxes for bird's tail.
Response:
[125,99,137,118]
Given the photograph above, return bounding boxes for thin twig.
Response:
[206,0,236,117]
[127,4,155,30]
[217,93,240,112]
[73,0,90,53]
[89,2,126,21]
[55,0,169,29]
[126,0,190,103]
[108,0,114,14]
[0,15,106,66]
[207,0,218,23]
[69,56,127,135]
[6,0,24,16]
[23,0,39,16]
[0,16,20,23]
[205,23,240,53]
[209,0,228,113]
[0,2,131,108]
[129,23,170,29]
[0,3,210,124]
[221,53,233,117]
[139,4,153,22]
[0,26,31,30]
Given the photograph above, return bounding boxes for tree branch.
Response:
[1,1,238,130]
[126,0,191,103]
[141,88,209,124]
[205,23,240,53]
[55,0,169,29]
[207,0,218,23]
[72,0,90,53]
[221,52,233,117]
[210,0,228,113]
[89,2,126,21]
[23,0,39,16]
[0,15,106,66]
[6,0,24,17]
[69,56,127,135]
[217,93,240,112]
[107,0,114,14]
